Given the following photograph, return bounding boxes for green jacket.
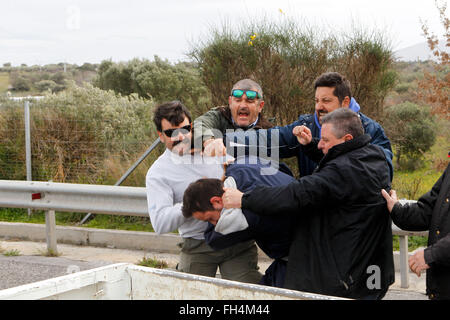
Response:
[193,106,273,147]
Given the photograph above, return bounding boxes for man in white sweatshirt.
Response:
[145,100,262,283]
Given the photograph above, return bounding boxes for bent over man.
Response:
[182,156,296,287]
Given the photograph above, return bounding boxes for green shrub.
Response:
[0,82,160,185]
[34,80,57,92]
[189,17,396,125]
[93,57,211,118]
[384,102,437,170]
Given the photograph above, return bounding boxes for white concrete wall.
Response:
[0,263,347,300]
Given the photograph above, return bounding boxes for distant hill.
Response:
[395,40,447,61]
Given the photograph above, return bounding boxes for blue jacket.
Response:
[204,157,296,287]
[224,99,394,179]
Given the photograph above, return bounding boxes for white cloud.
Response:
[0,0,446,65]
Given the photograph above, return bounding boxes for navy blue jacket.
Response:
[224,102,393,179]
[204,157,296,287]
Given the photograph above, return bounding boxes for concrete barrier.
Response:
[0,222,181,254]
[0,263,348,300]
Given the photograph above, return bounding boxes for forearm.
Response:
[242,183,301,216]
[241,164,341,216]
[299,137,323,163]
[146,178,186,234]
[148,201,185,234]
[424,234,450,267]
[390,173,443,230]
[205,224,253,250]
[390,201,433,231]
[193,110,224,146]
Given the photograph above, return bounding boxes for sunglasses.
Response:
[231,89,261,100]
[162,124,192,137]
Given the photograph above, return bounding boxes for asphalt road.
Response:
[0,240,428,300]
[0,255,110,290]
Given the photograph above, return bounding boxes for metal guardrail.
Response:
[0,180,424,289]
[0,180,148,216]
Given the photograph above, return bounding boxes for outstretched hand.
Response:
[203,138,226,157]
[292,125,312,145]
[381,189,398,213]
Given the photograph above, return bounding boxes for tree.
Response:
[93,57,210,117]
[418,0,449,119]
[384,102,437,169]
[189,17,396,125]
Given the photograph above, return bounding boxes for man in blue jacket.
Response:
[182,156,296,287]
[222,72,393,179]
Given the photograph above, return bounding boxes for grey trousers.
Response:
[176,238,262,284]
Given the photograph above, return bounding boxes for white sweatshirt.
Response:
[145,149,225,239]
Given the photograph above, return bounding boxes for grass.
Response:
[392,235,428,251]
[137,257,168,269]
[0,208,155,232]
[392,168,443,200]
[0,72,9,92]
[2,249,21,256]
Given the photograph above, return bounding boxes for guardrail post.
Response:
[399,235,409,288]
[45,210,58,256]
[24,100,32,217]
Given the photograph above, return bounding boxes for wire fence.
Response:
[0,98,163,187]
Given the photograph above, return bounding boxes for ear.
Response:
[343,133,354,141]
[228,95,232,105]
[258,100,264,112]
[210,196,223,210]
[342,96,351,108]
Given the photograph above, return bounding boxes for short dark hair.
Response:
[314,72,351,104]
[153,100,192,132]
[321,108,364,139]
[182,178,224,218]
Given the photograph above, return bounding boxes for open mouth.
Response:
[237,109,250,118]
[317,111,328,122]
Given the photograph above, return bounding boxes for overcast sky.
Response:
[0,0,446,66]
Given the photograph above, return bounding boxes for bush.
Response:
[93,57,211,118]
[11,76,31,91]
[34,80,57,92]
[0,82,160,185]
[189,17,396,125]
[384,102,437,170]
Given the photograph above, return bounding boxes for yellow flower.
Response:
[250,34,257,41]
[279,8,284,15]
[248,40,253,46]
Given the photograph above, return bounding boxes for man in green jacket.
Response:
[193,79,273,155]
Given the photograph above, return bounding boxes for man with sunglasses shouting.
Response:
[193,79,273,156]
[145,100,262,284]
[206,72,393,180]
